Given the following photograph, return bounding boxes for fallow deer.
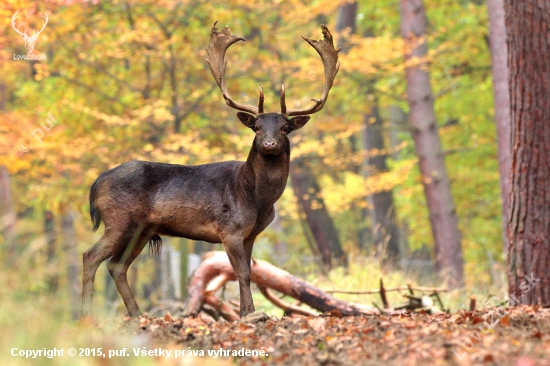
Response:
[82,22,340,319]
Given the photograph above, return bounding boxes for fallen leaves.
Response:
[119,305,550,365]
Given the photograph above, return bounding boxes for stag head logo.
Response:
[11,11,48,54]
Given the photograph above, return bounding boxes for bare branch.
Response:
[259,287,318,317]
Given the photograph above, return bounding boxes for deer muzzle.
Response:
[262,139,277,150]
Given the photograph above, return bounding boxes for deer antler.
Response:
[11,11,29,38]
[206,21,263,116]
[282,25,341,116]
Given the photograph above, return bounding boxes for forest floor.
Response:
[119,305,550,366]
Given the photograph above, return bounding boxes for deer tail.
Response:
[89,178,102,231]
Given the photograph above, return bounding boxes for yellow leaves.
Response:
[318,158,417,214]
[341,35,404,76]
[321,172,366,213]
[292,140,329,160]
[33,63,50,81]
[365,159,417,194]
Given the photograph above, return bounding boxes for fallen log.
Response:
[258,286,318,317]
[182,251,377,318]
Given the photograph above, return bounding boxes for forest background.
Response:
[0,0,506,325]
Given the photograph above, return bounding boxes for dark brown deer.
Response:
[81,22,340,319]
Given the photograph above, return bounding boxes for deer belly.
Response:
[149,201,222,243]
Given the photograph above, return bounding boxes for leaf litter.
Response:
[119,305,550,365]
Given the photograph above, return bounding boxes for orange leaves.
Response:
[307,317,326,332]
[124,305,550,365]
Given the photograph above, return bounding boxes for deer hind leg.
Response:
[82,229,128,318]
[107,227,153,317]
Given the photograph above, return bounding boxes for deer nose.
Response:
[263,139,277,150]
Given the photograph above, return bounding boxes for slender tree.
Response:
[0,167,16,260]
[505,0,550,305]
[362,96,401,262]
[290,158,347,269]
[400,0,464,286]
[336,0,372,251]
[336,1,401,260]
[487,0,511,250]
[45,211,58,292]
[62,211,80,319]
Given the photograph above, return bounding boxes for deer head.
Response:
[205,21,340,156]
[12,11,49,54]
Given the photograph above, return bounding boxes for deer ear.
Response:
[237,112,256,129]
[289,116,310,131]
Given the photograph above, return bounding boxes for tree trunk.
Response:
[400,0,464,287]
[505,0,550,306]
[160,239,173,300]
[0,166,16,259]
[336,1,372,251]
[487,0,512,251]
[336,0,357,46]
[270,208,288,265]
[290,158,347,269]
[362,97,401,262]
[45,211,58,292]
[180,238,188,301]
[62,212,80,319]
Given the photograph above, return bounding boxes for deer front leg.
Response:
[222,236,255,317]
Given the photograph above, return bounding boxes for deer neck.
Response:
[241,136,290,209]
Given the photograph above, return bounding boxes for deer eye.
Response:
[281,126,289,134]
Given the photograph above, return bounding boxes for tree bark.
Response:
[505,0,550,306]
[487,0,512,251]
[336,1,373,251]
[290,157,347,269]
[336,1,357,46]
[62,212,80,319]
[183,251,375,318]
[400,0,464,287]
[362,98,401,262]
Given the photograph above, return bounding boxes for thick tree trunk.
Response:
[62,212,80,319]
[290,158,347,269]
[362,99,401,262]
[400,0,464,287]
[505,0,550,306]
[183,252,375,318]
[487,0,512,251]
